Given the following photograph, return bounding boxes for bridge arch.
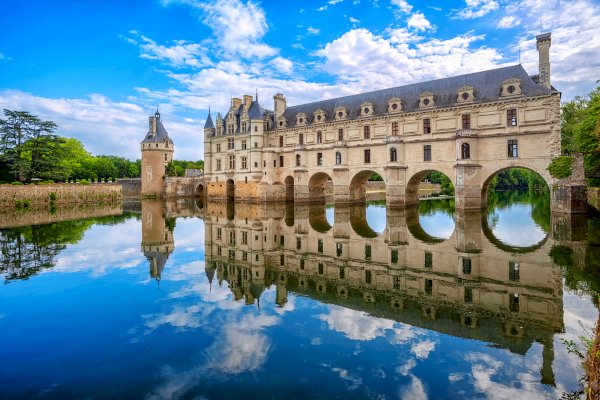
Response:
[349,169,386,204]
[406,204,455,244]
[406,168,455,205]
[308,172,333,204]
[195,183,204,197]
[481,165,550,206]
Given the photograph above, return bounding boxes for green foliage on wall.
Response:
[548,156,573,179]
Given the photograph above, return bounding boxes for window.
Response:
[241,140,247,150]
[464,288,473,303]
[462,114,471,129]
[273,160,277,167]
[242,251,248,261]
[241,122,246,132]
[339,267,345,279]
[228,138,234,150]
[424,145,431,162]
[228,249,235,260]
[336,243,343,257]
[390,147,397,162]
[365,244,371,260]
[509,262,520,281]
[279,155,284,167]
[300,259,305,269]
[216,143,221,152]
[461,143,470,159]
[318,239,323,253]
[425,279,433,295]
[507,108,518,126]
[364,149,371,164]
[228,154,235,169]
[507,139,518,158]
[317,131,322,144]
[296,237,302,250]
[335,151,342,165]
[241,156,248,169]
[424,251,432,269]
[462,258,472,274]
[296,154,301,167]
[338,128,344,141]
[242,231,248,245]
[255,125,258,132]
[279,136,284,147]
[364,126,370,139]
[423,118,431,134]
[217,228,222,240]
[229,231,236,245]
[254,142,258,148]
[317,152,323,166]
[391,122,399,135]
[509,293,519,312]
[216,159,222,171]
[393,276,401,289]
[228,124,234,134]
[299,133,304,145]
[164,154,168,161]
[318,263,324,275]
[391,250,398,264]
[365,270,372,284]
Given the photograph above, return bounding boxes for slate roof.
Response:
[279,64,551,129]
[141,112,174,144]
[248,99,267,119]
[204,109,215,129]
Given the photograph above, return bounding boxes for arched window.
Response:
[317,131,322,144]
[461,142,470,159]
[390,147,397,162]
[299,133,304,145]
[296,154,301,167]
[335,151,342,165]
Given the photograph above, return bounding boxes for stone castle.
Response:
[139,32,587,213]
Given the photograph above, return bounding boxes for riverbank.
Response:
[0,183,122,208]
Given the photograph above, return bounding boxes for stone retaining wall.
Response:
[118,178,141,196]
[589,187,600,211]
[0,184,122,208]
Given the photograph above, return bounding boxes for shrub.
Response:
[15,200,22,208]
[49,193,57,202]
[548,156,573,179]
[80,179,90,185]
[11,181,24,186]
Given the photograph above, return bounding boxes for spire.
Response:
[204,107,215,129]
[255,89,258,103]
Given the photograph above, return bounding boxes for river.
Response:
[1,190,599,399]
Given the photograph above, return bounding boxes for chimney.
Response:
[243,94,253,110]
[232,97,243,109]
[536,32,551,89]
[274,93,286,119]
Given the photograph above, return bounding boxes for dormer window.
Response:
[360,102,373,117]
[335,106,347,120]
[501,78,522,97]
[313,109,326,124]
[457,86,475,103]
[419,92,434,109]
[277,117,287,129]
[387,97,402,113]
[296,113,307,127]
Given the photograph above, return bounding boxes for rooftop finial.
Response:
[155,105,160,119]
[256,89,258,102]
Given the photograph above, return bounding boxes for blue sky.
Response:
[1,0,599,160]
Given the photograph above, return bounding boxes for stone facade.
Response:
[141,111,174,197]
[203,33,564,210]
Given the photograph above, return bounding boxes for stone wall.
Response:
[0,202,123,229]
[164,177,203,197]
[118,178,141,196]
[0,184,122,208]
[589,187,600,211]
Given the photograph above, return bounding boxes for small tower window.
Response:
[317,131,322,144]
[364,126,370,139]
[335,151,342,165]
[390,147,397,162]
[461,143,470,159]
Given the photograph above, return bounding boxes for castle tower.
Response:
[141,200,174,282]
[141,110,174,197]
[203,108,215,186]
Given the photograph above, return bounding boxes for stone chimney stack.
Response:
[536,32,551,89]
[274,93,286,119]
[232,97,243,109]
[243,94,253,110]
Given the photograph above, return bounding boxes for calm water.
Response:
[1,191,599,399]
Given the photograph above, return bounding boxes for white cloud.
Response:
[407,12,433,31]
[505,0,600,99]
[391,0,412,13]
[456,0,499,19]
[307,26,321,35]
[319,305,395,340]
[395,358,416,375]
[125,31,209,68]
[496,16,520,29]
[349,16,360,24]
[411,339,436,359]
[315,28,504,91]
[270,56,294,74]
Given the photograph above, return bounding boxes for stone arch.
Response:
[349,205,379,238]
[349,169,385,203]
[480,165,550,206]
[226,179,235,200]
[309,205,332,233]
[195,183,204,197]
[406,205,454,244]
[481,211,549,253]
[308,172,333,204]
[285,176,294,202]
[406,168,455,205]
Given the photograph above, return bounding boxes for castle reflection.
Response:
[139,199,571,386]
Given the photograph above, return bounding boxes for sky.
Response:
[0,0,599,160]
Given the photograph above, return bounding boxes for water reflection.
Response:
[0,194,599,399]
